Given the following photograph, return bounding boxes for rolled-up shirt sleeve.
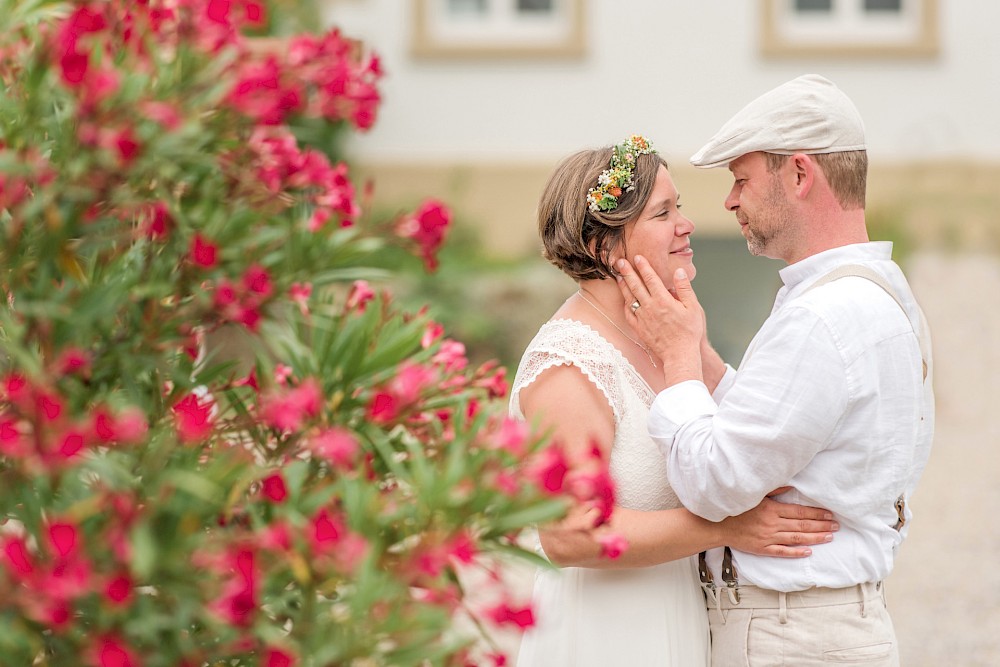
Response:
[649,305,849,522]
[712,364,737,403]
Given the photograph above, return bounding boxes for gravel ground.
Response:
[890,251,1000,666]
[489,250,1000,665]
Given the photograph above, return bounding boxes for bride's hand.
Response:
[719,494,839,558]
[538,501,605,566]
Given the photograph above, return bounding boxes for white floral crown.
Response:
[586,134,657,213]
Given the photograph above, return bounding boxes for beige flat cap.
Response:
[690,74,866,169]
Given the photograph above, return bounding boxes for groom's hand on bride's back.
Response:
[720,493,840,558]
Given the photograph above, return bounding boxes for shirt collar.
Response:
[778,241,893,293]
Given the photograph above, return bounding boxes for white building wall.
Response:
[327,1,1000,164]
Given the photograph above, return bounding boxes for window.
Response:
[761,0,939,57]
[412,0,585,58]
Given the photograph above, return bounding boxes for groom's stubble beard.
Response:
[741,174,794,258]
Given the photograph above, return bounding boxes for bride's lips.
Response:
[670,245,693,256]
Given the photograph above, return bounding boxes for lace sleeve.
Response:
[509,320,625,426]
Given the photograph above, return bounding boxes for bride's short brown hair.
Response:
[538,148,668,281]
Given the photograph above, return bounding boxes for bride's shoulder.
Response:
[524,318,617,357]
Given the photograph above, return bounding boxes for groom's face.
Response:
[725,152,795,260]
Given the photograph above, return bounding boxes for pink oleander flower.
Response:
[529,444,569,495]
[141,201,173,240]
[432,339,467,372]
[261,472,288,503]
[55,426,87,460]
[258,521,292,552]
[567,442,616,525]
[466,398,481,421]
[2,372,29,402]
[492,469,519,496]
[54,5,107,87]
[389,362,436,404]
[264,647,296,667]
[421,321,444,349]
[138,101,182,131]
[190,233,218,268]
[397,199,452,272]
[0,415,27,458]
[91,406,148,445]
[446,530,477,565]
[274,364,293,385]
[172,393,215,442]
[597,532,629,560]
[309,507,344,552]
[345,280,375,312]
[2,537,34,578]
[89,635,139,667]
[242,264,272,296]
[36,391,64,422]
[240,304,262,331]
[227,56,302,125]
[489,417,529,457]
[110,127,141,165]
[47,521,79,560]
[480,365,508,399]
[289,281,312,314]
[365,391,397,423]
[260,378,322,432]
[235,368,260,392]
[309,427,360,469]
[211,547,257,628]
[486,601,535,630]
[55,346,91,377]
[105,573,133,605]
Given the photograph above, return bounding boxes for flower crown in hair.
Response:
[587,134,658,213]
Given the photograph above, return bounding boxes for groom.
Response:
[616,74,934,665]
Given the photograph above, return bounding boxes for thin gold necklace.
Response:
[576,290,657,368]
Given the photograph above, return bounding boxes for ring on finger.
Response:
[630,300,641,314]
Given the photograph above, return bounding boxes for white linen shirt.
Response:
[648,242,934,592]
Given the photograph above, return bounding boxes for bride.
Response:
[510,136,838,666]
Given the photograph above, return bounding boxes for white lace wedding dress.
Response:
[510,319,711,667]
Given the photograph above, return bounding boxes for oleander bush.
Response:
[0,2,618,664]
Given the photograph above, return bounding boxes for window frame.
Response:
[411,0,586,59]
[760,0,939,58]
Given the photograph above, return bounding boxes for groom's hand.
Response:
[616,256,704,387]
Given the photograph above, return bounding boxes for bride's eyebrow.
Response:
[649,197,674,211]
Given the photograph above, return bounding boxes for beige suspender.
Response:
[805,264,931,531]
[804,264,930,382]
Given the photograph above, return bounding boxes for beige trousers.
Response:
[706,582,899,667]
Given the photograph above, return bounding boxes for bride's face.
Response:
[619,165,696,290]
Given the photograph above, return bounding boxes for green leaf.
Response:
[489,499,567,533]
[131,520,157,580]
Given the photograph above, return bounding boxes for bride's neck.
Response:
[578,278,624,308]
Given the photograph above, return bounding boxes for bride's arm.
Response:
[520,363,836,570]
[542,496,836,570]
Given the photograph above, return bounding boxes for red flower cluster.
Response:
[397,199,452,272]
[1,373,147,468]
[211,263,276,331]
[172,392,215,443]
[366,362,438,424]
[284,30,383,129]
[248,126,359,230]
[208,546,258,627]
[260,378,322,433]
[2,519,136,635]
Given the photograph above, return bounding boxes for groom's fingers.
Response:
[632,255,672,302]
[763,545,815,558]
[615,258,651,306]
